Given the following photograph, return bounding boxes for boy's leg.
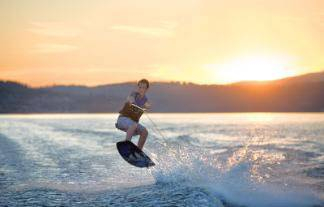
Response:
[125,123,138,141]
[137,128,148,150]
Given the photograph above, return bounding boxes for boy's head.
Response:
[137,79,149,96]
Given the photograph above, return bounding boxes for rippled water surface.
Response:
[0,113,323,207]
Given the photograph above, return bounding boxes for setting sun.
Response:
[0,0,323,86]
[205,55,296,84]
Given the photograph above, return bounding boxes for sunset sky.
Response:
[1,0,324,86]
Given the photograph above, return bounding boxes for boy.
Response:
[115,79,151,150]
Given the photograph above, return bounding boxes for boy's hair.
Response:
[138,79,149,89]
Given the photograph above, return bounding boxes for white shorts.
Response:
[116,115,146,136]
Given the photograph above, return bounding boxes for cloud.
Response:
[27,21,81,37]
[31,43,78,54]
[110,21,177,38]
[27,21,80,54]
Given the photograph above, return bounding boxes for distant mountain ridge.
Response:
[230,71,324,85]
[276,71,324,84]
[1,71,324,113]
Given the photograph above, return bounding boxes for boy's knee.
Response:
[141,128,148,136]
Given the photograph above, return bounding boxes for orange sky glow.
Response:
[1,0,324,86]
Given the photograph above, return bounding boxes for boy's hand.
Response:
[144,102,151,110]
[126,93,136,103]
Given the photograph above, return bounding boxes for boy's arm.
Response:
[144,101,151,110]
[126,91,137,103]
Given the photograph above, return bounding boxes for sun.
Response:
[205,54,295,84]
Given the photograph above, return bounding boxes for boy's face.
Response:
[137,82,148,96]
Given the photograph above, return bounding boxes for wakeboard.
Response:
[116,140,155,168]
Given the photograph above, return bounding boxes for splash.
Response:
[149,136,322,207]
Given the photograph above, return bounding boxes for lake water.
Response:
[0,113,323,207]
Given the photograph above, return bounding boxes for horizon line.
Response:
[1,70,323,89]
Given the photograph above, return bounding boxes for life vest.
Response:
[119,102,144,122]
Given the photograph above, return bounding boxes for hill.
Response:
[1,71,324,113]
